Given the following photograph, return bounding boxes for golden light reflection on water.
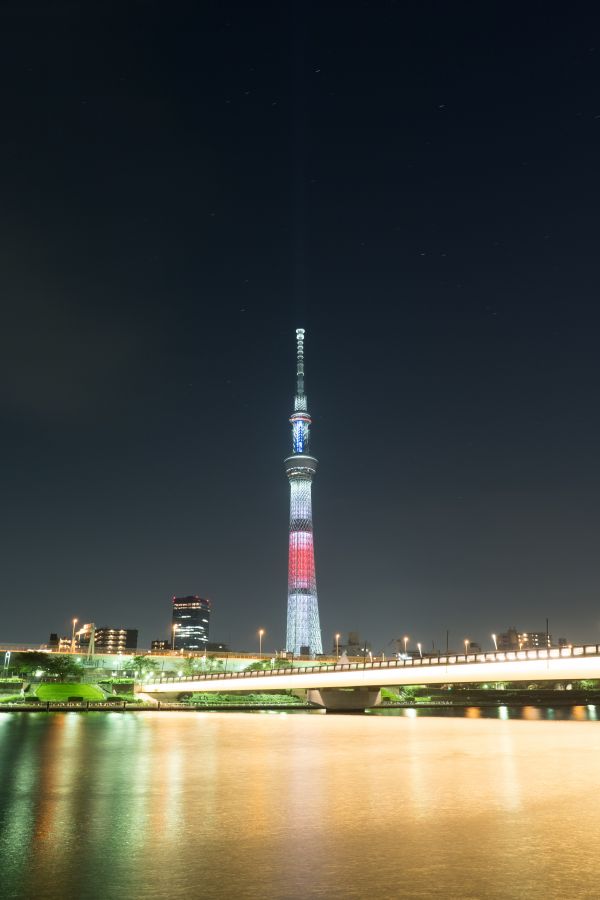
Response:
[1,711,600,899]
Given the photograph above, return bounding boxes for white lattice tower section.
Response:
[285,329,323,655]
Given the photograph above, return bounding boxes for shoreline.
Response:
[2,698,599,714]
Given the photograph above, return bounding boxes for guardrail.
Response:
[142,643,600,686]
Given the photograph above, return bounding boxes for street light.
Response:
[417,642,423,658]
[71,618,78,653]
[492,633,498,651]
[403,636,409,656]
[258,629,264,658]
[464,639,469,656]
[172,623,178,652]
[335,633,340,658]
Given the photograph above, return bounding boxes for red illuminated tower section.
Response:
[285,328,323,655]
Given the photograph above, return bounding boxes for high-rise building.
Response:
[285,329,323,656]
[172,596,210,651]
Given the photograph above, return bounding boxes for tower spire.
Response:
[296,327,305,396]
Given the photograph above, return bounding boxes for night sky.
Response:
[2,2,600,653]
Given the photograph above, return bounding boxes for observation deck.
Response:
[284,454,318,477]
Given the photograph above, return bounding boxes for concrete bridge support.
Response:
[307,687,382,712]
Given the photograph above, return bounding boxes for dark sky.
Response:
[2,1,600,653]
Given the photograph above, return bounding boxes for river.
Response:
[1,710,599,899]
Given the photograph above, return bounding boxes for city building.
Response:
[497,628,519,651]
[151,640,170,653]
[497,627,552,651]
[285,329,323,656]
[77,624,138,653]
[172,596,210,651]
[48,625,138,653]
[48,633,73,652]
[518,631,551,650]
[334,632,369,657]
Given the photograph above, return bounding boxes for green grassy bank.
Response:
[35,684,107,702]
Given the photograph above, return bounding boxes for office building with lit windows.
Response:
[151,639,170,653]
[67,624,138,653]
[497,627,552,651]
[172,596,210,651]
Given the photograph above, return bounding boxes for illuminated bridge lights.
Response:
[141,643,600,692]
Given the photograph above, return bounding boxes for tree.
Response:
[181,657,199,676]
[198,656,224,672]
[244,658,291,672]
[12,652,50,675]
[45,656,84,679]
[244,660,272,671]
[123,656,159,679]
[12,652,83,679]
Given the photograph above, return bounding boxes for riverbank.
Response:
[0,701,315,712]
[2,697,600,714]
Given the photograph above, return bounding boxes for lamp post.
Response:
[172,623,178,652]
[335,633,340,658]
[403,636,409,657]
[417,642,423,658]
[71,618,78,653]
[464,639,469,657]
[492,633,498,651]
[258,629,264,658]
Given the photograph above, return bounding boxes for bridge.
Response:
[142,642,600,710]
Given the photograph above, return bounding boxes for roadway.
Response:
[142,642,600,694]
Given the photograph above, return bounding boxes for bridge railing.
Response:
[141,642,600,686]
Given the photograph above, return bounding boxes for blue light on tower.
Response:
[293,420,305,453]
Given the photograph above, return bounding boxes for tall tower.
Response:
[285,328,323,656]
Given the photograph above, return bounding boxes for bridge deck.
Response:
[143,643,600,693]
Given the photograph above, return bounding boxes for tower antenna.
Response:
[296,327,305,395]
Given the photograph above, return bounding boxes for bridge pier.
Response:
[308,688,382,712]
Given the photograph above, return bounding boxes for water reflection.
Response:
[372,704,600,721]
[1,710,600,899]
